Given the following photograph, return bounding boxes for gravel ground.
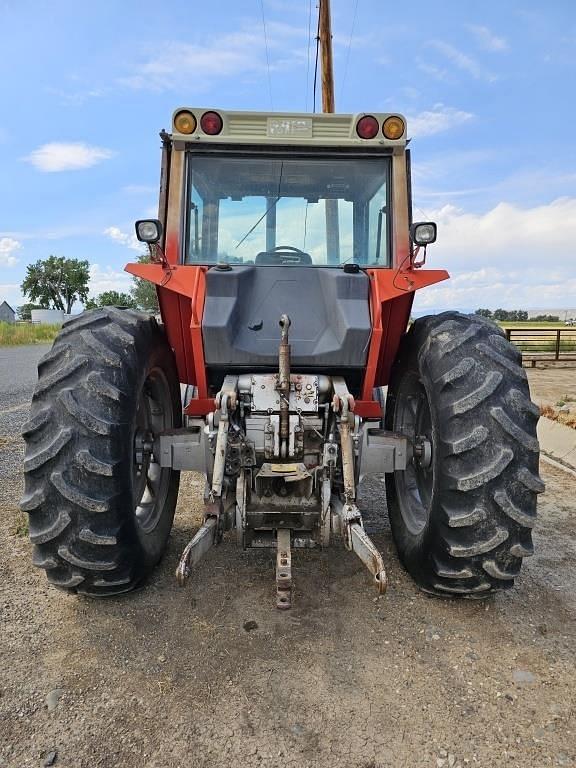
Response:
[527,368,576,409]
[0,345,49,478]
[1,344,575,768]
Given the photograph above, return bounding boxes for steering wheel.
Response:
[255,245,312,265]
[270,246,307,255]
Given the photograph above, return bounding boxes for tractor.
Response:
[21,108,543,607]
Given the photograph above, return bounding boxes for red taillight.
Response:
[356,115,379,139]
[200,111,223,135]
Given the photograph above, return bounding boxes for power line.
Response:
[339,0,359,103]
[260,0,274,110]
[312,3,321,113]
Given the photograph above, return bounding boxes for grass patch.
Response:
[499,322,568,328]
[0,322,60,346]
[540,404,576,430]
[12,510,29,538]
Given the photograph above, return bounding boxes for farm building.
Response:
[0,301,15,323]
[30,309,65,324]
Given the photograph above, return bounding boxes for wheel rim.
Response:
[132,368,173,534]
[393,373,434,536]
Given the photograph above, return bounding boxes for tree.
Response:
[21,256,90,314]
[507,310,528,321]
[533,314,559,322]
[17,302,47,321]
[85,291,137,310]
[130,251,159,312]
[475,308,493,318]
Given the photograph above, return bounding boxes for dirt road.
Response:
[1,346,575,768]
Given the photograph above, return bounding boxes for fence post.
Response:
[555,329,561,360]
[506,329,511,342]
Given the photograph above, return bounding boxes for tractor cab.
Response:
[131,108,444,409]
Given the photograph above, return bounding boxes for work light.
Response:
[410,222,437,246]
[135,219,162,244]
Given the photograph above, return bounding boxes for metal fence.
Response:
[504,327,576,366]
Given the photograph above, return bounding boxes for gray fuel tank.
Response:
[202,265,371,369]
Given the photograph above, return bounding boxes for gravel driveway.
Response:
[1,345,575,768]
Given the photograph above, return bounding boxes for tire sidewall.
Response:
[385,323,441,583]
[128,323,181,569]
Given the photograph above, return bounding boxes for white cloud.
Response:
[468,25,508,52]
[413,158,576,211]
[427,198,576,259]
[408,104,474,138]
[0,237,22,267]
[415,58,450,82]
[120,24,307,92]
[121,41,258,90]
[104,226,143,253]
[45,86,106,106]
[89,264,134,297]
[412,197,576,310]
[25,142,115,172]
[415,269,576,312]
[429,40,497,82]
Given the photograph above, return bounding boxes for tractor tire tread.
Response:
[385,311,543,596]
[21,307,180,596]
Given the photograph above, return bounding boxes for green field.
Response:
[499,322,569,329]
[0,322,60,347]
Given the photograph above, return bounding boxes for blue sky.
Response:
[1,0,575,312]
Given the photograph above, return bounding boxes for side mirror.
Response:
[135,219,163,244]
[410,221,437,246]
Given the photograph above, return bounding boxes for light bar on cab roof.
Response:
[170,109,408,149]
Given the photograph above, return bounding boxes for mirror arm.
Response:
[148,242,168,267]
[411,244,427,269]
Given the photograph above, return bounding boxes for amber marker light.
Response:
[382,116,405,140]
[173,110,197,134]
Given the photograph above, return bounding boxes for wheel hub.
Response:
[132,368,173,534]
[134,430,155,465]
[390,377,435,535]
[414,435,432,469]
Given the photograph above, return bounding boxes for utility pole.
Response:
[318,0,340,264]
[319,0,335,113]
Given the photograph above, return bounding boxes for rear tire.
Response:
[384,312,544,596]
[21,308,181,596]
